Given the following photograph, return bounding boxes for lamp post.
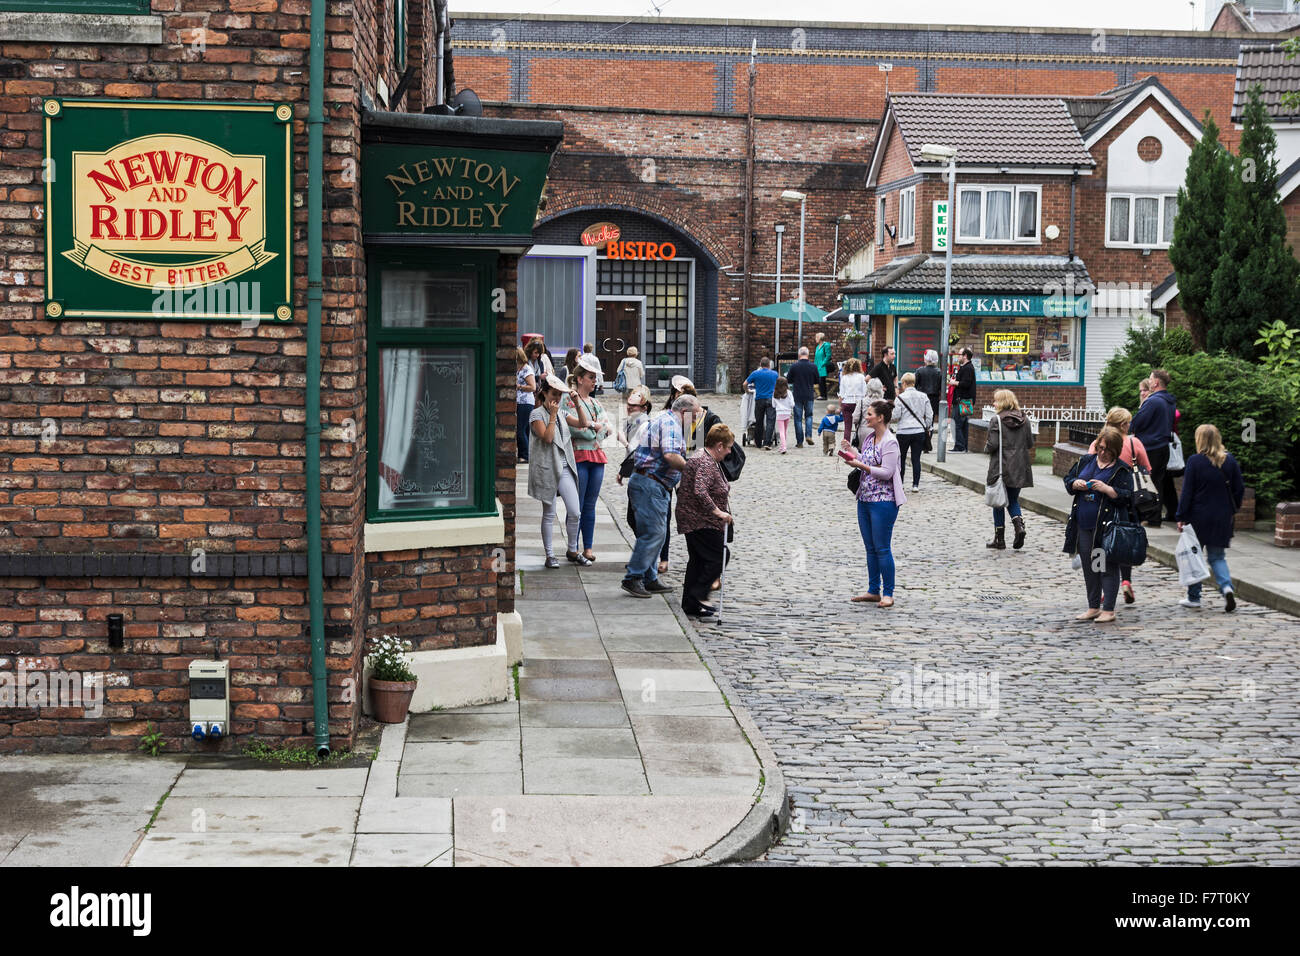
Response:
[920,143,956,463]
[781,189,807,349]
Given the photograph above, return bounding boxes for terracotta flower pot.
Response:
[369,677,417,723]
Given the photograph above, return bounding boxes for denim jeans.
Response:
[953,410,971,451]
[1188,545,1233,601]
[625,473,670,583]
[992,486,1023,527]
[1077,527,1119,611]
[793,398,815,445]
[856,499,899,598]
[575,460,604,551]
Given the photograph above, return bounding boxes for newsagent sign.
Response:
[841,292,1090,318]
[43,99,293,322]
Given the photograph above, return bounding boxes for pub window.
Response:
[0,0,151,11]
[956,185,1040,243]
[1106,193,1177,248]
[366,249,497,521]
[898,187,916,245]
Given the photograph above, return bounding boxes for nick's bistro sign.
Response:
[43,100,293,322]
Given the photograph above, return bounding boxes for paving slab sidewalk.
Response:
[923,451,1300,616]
[114,466,783,867]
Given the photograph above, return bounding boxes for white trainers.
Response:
[1179,597,1202,609]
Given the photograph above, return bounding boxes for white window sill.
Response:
[955,238,1041,245]
[364,499,505,553]
[1105,243,1170,250]
[0,12,163,44]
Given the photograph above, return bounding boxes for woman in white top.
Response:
[529,375,586,569]
[771,376,795,453]
[838,358,866,443]
[616,346,645,399]
[892,372,933,492]
[515,347,536,463]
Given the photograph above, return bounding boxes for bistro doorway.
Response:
[595,296,643,384]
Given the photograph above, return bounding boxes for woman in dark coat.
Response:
[985,388,1035,550]
[1062,425,1134,623]
[1175,424,1245,612]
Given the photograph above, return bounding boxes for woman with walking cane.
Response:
[676,423,735,620]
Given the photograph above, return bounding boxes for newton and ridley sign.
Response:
[43,99,293,322]
[361,142,551,241]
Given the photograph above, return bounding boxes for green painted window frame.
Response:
[0,0,151,13]
[366,248,498,523]
[393,0,407,74]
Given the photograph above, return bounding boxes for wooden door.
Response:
[594,300,641,383]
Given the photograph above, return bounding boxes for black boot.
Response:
[986,527,1006,550]
[1012,515,1026,550]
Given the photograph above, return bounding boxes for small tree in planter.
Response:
[367,634,417,723]
[656,353,672,387]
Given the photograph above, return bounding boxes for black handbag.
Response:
[847,468,861,493]
[1101,505,1148,567]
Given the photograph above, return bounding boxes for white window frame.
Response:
[897,187,916,245]
[1105,193,1178,249]
[954,185,1042,245]
[876,195,887,246]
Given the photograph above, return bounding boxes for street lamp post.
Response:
[781,189,807,349]
[920,144,956,464]
[774,223,784,360]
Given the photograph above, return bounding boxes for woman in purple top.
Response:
[841,399,907,608]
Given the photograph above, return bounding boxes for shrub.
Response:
[1101,327,1295,509]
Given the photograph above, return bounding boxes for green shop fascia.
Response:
[360,111,562,525]
[842,291,1091,385]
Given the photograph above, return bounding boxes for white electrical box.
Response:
[188,660,229,741]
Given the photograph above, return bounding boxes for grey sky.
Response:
[449,1,1217,32]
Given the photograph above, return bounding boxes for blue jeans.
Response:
[856,499,899,598]
[576,460,604,550]
[625,473,670,583]
[1188,545,1233,601]
[793,398,815,445]
[953,410,971,451]
[992,486,1023,527]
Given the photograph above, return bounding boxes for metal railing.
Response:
[981,405,1108,445]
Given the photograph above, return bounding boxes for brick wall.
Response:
[0,1,526,753]
[1276,502,1300,547]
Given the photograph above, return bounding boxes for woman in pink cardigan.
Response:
[842,399,907,608]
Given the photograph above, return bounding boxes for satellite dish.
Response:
[451,89,482,117]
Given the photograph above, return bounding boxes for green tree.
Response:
[1168,111,1229,350]
[1207,84,1300,360]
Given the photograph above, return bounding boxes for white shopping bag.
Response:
[1175,525,1211,586]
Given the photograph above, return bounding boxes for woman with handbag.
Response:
[893,373,932,492]
[676,424,735,619]
[843,400,906,608]
[615,346,644,401]
[1061,426,1135,623]
[814,332,833,400]
[562,354,613,563]
[1089,406,1152,603]
[1175,424,1245,612]
[984,388,1034,550]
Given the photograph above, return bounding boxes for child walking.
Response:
[818,402,843,455]
[771,376,794,453]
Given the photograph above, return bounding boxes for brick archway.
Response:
[538,197,730,268]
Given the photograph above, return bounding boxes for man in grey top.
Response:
[786,346,819,449]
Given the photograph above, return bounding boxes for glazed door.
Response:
[595,299,641,383]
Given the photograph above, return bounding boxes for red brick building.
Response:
[850,80,1204,409]
[454,14,1248,392]
[0,1,558,752]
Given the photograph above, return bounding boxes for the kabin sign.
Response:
[43,99,293,322]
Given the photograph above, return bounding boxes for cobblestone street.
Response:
[599,394,1300,865]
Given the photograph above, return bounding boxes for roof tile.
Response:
[889,93,1096,168]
